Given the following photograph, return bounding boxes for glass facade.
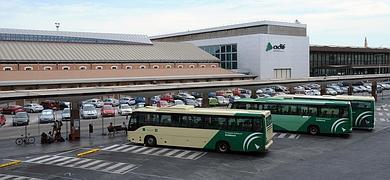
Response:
[0,33,130,44]
[200,44,237,69]
[310,51,390,76]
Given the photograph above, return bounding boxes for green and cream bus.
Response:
[277,95,375,130]
[127,105,273,153]
[232,98,353,135]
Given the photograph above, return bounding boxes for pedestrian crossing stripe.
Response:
[102,144,206,160]
[24,155,137,174]
[273,132,300,139]
[0,173,42,180]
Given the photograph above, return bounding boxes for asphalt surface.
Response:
[0,96,389,180]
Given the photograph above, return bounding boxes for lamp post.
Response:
[55,22,60,32]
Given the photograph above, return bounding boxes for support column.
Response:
[69,101,80,141]
[372,81,377,101]
[251,89,258,99]
[202,93,209,108]
[320,83,327,96]
[348,83,353,95]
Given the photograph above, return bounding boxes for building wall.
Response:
[0,62,219,71]
[184,34,309,79]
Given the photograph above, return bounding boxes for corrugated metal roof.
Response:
[0,41,219,63]
[0,28,152,45]
[151,20,306,39]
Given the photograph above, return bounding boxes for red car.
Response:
[160,95,174,102]
[1,105,24,115]
[101,105,115,117]
[0,114,6,126]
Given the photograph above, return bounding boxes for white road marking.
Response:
[164,149,180,157]
[0,174,42,180]
[131,147,148,153]
[101,144,120,151]
[174,150,191,158]
[23,155,137,175]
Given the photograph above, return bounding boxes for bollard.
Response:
[89,124,93,137]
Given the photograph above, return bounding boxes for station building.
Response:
[0,28,255,91]
[151,21,310,80]
[310,45,390,77]
[152,21,390,79]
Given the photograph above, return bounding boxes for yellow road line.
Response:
[0,160,22,168]
[76,148,101,158]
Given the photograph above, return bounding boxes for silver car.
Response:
[82,99,104,108]
[39,109,55,124]
[61,108,71,121]
[81,104,98,119]
[23,103,44,113]
[118,104,132,116]
[13,112,29,126]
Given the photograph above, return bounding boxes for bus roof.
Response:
[236,97,351,106]
[277,94,375,102]
[133,105,271,117]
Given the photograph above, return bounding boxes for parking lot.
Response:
[1,82,390,179]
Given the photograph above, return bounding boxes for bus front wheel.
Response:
[308,125,320,135]
[216,141,230,153]
[144,136,157,147]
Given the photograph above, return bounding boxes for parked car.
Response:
[328,85,343,94]
[40,100,67,110]
[151,96,161,104]
[82,99,104,108]
[61,108,71,121]
[101,105,115,117]
[270,85,290,93]
[379,83,390,90]
[157,100,169,108]
[178,93,195,100]
[174,100,185,106]
[135,96,146,104]
[326,88,337,96]
[216,96,229,105]
[262,88,276,96]
[118,104,132,116]
[13,112,29,126]
[229,96,241,104]
[160,95,174,102]
[257,93,271,98]
[23,103,44,113]
[208,92,217,98]
[352,86,362,93]
[208,97,219,106]
[305,89,320,96]
[39,109,55,124]
[119,97,136,105]
[81,104,98,119]
[1,105,24,115]
[184,98,200,107]
[0,114,5,126]
[103,98,119,107]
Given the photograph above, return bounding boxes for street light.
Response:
[55,22,60,31]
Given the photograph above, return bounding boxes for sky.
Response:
[0,0,389,47]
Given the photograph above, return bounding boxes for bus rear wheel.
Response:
[216,141,230,153]
[144,136,157,147]
[308,125,320,135]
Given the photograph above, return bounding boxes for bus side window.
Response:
[180,115,189,128]
[138,113,146,125]
[160,114,172,126]
[227,117,237,131]
[253,118,262,131]
[236,117,253,131]
[307,106,317,116]
[340,107,349,118]
[192,115,203,128]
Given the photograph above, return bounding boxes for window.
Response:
[3,67,12,71]
[189,65,195,68]
[62,66,70,70]
[24,66,33,71]
[139,65,146,69]
[165,65,172,69]
[236,117,254,131]
[211,65,217,68]
[96,66,103,70]
[125,66,132,70]
[199,44,238,70]
[200,65,206,68]
[43,66,52,71]
[177,65,184,69]
[111,66,118,70]
[152,65,159,69]
[274,68,291,79]
[79,66,87,70]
